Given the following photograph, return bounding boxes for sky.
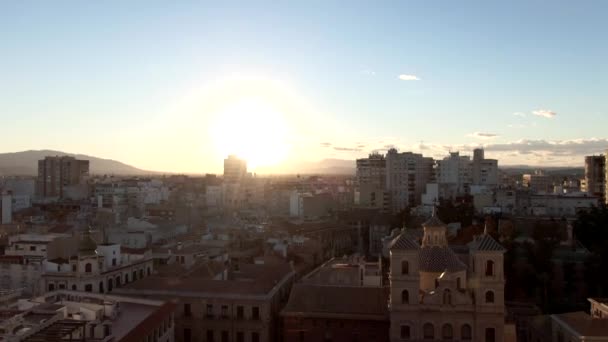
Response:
[1,1,608,173]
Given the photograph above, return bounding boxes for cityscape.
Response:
[2,2,608,342]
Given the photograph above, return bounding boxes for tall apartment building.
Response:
[437,152,472,198]
[584,155,605,202]
[385,149,434,213]
[223,155,247,184]
[472,148,498,187]
[523,170,553,193]
[36,156,89,198]
[355,153,388,210]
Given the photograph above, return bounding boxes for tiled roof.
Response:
[419,246,467,272]
[422,214,446,228]
[551,311,608,337]
[118,302,177,342]
[389,233,420,250]
[468,234,505,252]
[281,284,388,319]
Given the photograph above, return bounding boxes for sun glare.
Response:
[209,96,290,170]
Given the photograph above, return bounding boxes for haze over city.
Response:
[2,1,608,173]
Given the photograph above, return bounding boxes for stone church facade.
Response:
[389,211,505,342]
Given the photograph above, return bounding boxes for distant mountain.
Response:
[266,158,356,175]
[0,150,152,176]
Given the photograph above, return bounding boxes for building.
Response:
[115,262,295,342]
[472,148,499,187]
[1,290,175,342]
[36,156,90,198]
[548,298,608,342]
[41,230,154,294]
[223,155,247,184]
[385,149,434,213]
[355,153,388,210]
[522,171,553,193]
[281,255,389,342]
[437,152,472,198]
[584,155,606,202]
[389,211,506,342]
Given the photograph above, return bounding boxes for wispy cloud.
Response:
[333,146,362,152]
[467,132,499,139]
[398,74,421,81]
[532,109,556,118]
[320,142,332,147]
[513,112,526,117]
[361,69,376,76]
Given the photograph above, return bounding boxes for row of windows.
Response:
[401,324,495,341]
[47,267,151,292]
[184,304,260,320]
[400,289,495,304]
[400,260,495,277]
[183,328,259,342]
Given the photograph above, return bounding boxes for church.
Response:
[389,210,506,342]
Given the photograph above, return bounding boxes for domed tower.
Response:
[468,224,506,342]
[389,228,420,341]
[418,209,467,292]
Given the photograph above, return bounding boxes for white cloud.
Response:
[467,132,499,139]
[398,74,421,81]
[513,112,526,117]
[532,109,556,118]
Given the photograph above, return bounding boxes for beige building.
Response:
[36,156,89,198]
[223,155,247,184]
[584,155,605,201]
[389,211,506,342]
[386,149,434,213]
[114,262,296,342]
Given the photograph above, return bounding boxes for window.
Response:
[461,324,472,340]
[147,267,151,276]
[236,306,244,319]
[104,325,111,337]
[206,304,213,318]
[401,290,409,304]
[108,278,113,292]
[30,246,36,251]
[400,325,411,339]
[423,323,434,340]
[485,291,495,303]
[252,306,260,320]
[251,332,260,342]
[442,324,453,340]
[132,271,137,281]
[85,263,92,273]
[236,332,244,342]
[184,303,191,317]
[72,264,77,272]
[401,260,409,275]
[206,330,214,342]
[443,289,452,305]
[457,277,462,289]
[485,328,495,342]
[112,258,116,266]
[221,305,228,319]
[72,284,77,290]
[485,260,494,276]
[48,283,55,291]
[99,281,104,293]
[124,274,129,284]
[85,284,92,292]
[184,328,191,342]
[221,331,229,342]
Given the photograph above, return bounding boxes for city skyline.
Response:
[2,1,608,173]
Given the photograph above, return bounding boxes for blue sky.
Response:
[1,1,607,173]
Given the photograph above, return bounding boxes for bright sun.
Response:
[209,95,290,170]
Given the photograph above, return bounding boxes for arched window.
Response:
[401,290,409,304]
[485,260,494,276]
[115,276,121,287]
[85,263,92,273]
[400,325,411,339]
[132,271,137,281]
[485,291,495,303]
[124,274,129,284]
[423,323,434,340]
[108,278,113,292]
[442,324,453,340]
[443,289,452,305]
[99,281,104,293]
[139,269,144,278]
[461,324,472,340]
[401,260,409,275]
